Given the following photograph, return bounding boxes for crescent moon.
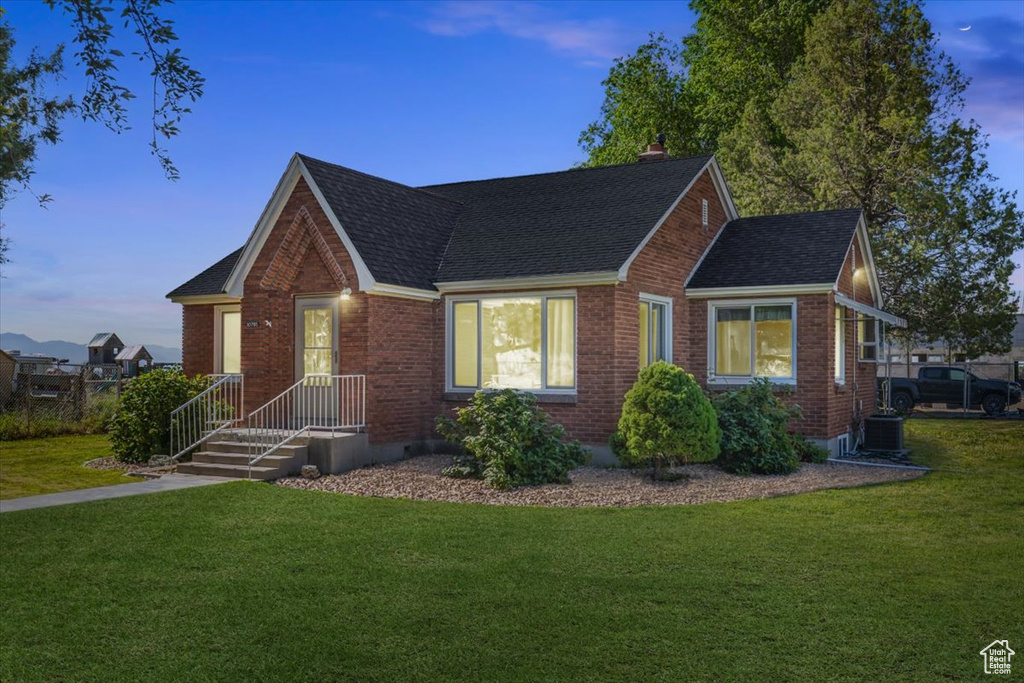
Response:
[959,25,971,31]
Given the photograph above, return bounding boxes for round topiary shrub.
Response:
[616,361,721,479]
[108,369,210,463]
[436,388,589,490]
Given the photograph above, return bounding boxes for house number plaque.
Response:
[245,321,261,328]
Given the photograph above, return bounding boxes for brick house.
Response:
[168,145,901,463]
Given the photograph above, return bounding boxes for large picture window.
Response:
[639,295,672,369]
[214,305,241,374]
[711,301,795,381]
[449,294,576,391]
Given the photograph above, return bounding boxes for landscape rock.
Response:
[276,455,926,508]
[148,455,175,468]
[301,465,321,480]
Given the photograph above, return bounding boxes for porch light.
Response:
[340,287,352,301]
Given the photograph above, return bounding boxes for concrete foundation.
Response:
[306,432,371,475]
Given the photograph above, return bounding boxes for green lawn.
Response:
[0,435,128,500]
[1,420,1021,682]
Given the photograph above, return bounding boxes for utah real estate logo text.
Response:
[980,640,1014,675]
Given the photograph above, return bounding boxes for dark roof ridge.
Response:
[297,153,466,208]
[734,207,862,221]
[419,154,715,190]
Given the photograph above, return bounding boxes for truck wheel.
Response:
[892,391,914,414]
[981,394,1006,416]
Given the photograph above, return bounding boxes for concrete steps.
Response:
[176,438,308,480]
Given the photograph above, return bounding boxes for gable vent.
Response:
[702,198,709,227]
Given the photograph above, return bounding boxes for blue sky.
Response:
[1,0,1022,349]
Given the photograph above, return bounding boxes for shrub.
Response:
[436,389,589,490]
[713,378,801,475]
[793,436,830,463]
[108,369,209,463]
[616,362,721,479]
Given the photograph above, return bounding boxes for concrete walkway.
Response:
[0,474,234,514]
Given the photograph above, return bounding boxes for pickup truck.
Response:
[879,366,1022,415]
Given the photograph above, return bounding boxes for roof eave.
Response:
[685,283,836,298]
[435,271,622,293]
[167,293,242,305]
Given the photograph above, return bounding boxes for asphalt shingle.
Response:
[687,208,863,289]
[423,156,712,283]
[166,248,244,298]
[299,155,464,291]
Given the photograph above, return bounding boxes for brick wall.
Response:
[827,232,879,438]
[366,293,438,445]
[182,304,215,376]
[626,169,729,375]
[434,168,731,449]
[240,177,367,414]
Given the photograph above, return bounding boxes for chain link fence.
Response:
[2,364,122,426]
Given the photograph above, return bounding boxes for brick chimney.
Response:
[638,133,669,162]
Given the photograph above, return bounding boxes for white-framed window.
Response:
[834,305,845,383]
[447,291,576,392]
[214,304,242,374]
[857,314,878,361]
[639,293,673,370]
[708,299,796,382]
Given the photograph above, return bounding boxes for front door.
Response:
[294,296,339,424]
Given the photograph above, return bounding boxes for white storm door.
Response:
[294,296,339,423]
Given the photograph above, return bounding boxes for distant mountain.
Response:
[0,332,181,364]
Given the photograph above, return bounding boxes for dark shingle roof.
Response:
[169,154,714,296]
[687,208,862,289]
[299,154,464,291]
[166,248,243,298]
[423,156,712,282]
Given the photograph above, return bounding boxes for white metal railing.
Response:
[170,374,244,460]
[246,374,365,476]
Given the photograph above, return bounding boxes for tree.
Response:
[578,34,697,167]
[719,0,1024,355]
[581,0,1024,357]
[615,362,720,480]
[681,0,828,152]
[579,0,826,166]
[0,0,204,212]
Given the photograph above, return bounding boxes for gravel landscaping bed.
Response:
[276,455,926,507]
[83,457,171,477]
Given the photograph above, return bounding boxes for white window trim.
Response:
[639,292,674,366]
[213,304,242,374]
[856,313,879,362]
[444,290,578,394]
[834,304,846,385]
[707,298,798,385]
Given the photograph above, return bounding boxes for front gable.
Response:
[226,155,377,298]
[259,205,351,293]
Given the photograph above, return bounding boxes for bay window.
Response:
[639,295,672,369]
[711,301,795,381]
[449,293,576,392]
